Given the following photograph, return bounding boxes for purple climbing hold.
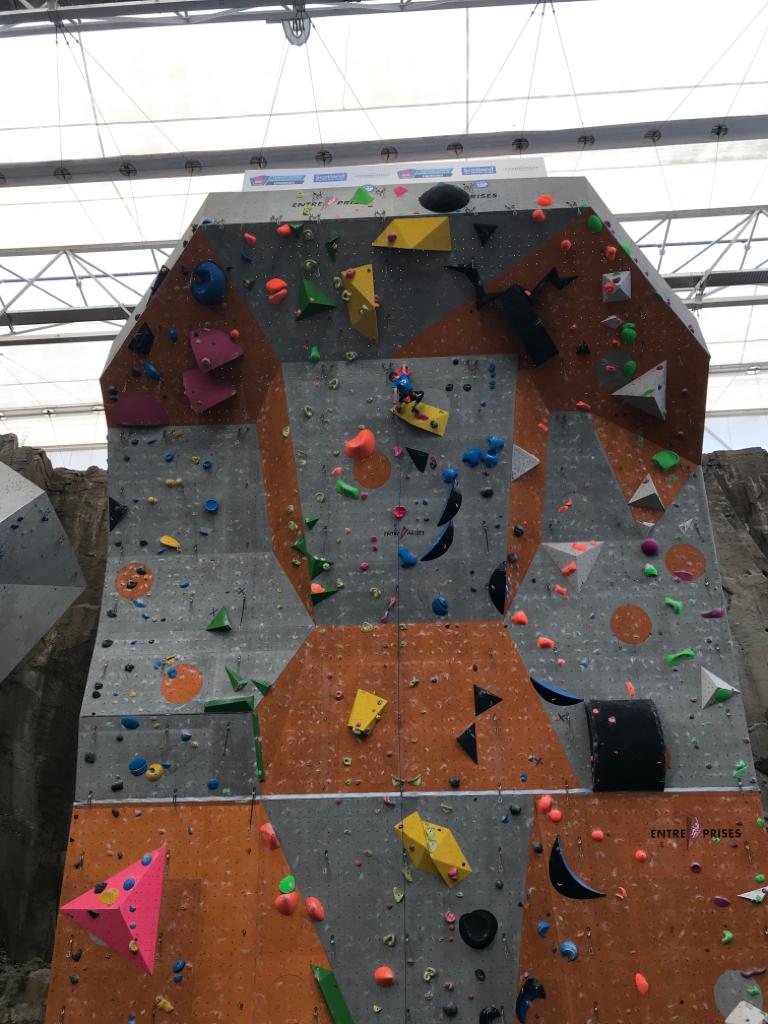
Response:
[641,538,659,556]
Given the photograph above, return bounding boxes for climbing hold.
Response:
[456,723,478,764]
[701,667,739,707]
[511,611,528,625]
[591,829,605,841]
[306,897,326,921]
[458,910,498,949]
[259,823,280,849]
[279,875,296,894]
[536,636,555,649]
[634,974,649,996]
[432,596,449,616]
[437,483,462,526]
[206,607,232,632]
[336,479,361,500]
[641,538,659,556]
[462,448,481,467]
[474,685,502,715]
[406,448,429,473]
[309,345,321,363]
[297,278,336,319]
[586,214,604,233]
[419,183,470,213]
[558,940,579,961]
[536,921,550,936]
[398,547,418,567]
[722,929,734,944]
[203,499,219,514]
[274,891,299,915]
[531,209,546,223]
[129,757,147,776]
[664,596,683,614]
[421,522,454,562]
[666,648,695,666]
[191,260,227,305]
[343,429,376,462]
[635,849,648,862]
[159,535,181,551]
[652,449,680,471]
[374,966,396,986]
[474,223,497,246]
[549,837,605,899]
[488,562,508,615]
[516,978,545,1023]
[348,690,388,735]
[121,717,140,730]
[644,564,659,577]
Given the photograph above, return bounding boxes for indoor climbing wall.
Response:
[46,177,767,1024]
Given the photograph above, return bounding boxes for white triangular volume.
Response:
[628,474,665,511]
[602,270,631,302]
[738,888,768,904]
[612,361,667,420]
[701,666,739,709]
[600,315,623,330]
[725,1001,768,1024]
[510,444,540,481]
[542,541,603,592]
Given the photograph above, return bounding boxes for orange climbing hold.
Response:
[531,209,546,223]
[548,808,562,823]
[374,966,396,987]
[635,849,648,863]
[274,891,299,915]
[553,584,568,597]
[537,636,556,649]
[591,829,605,841]
[344,428,376,462]
[536,194,553,207]
[305,897,325,921]
[510,611,528,625]
[243,232,257,245]
[605,244,617,260]
[259,823,280,850]
[635,973,649,996]
[561,561,577,577]
[537,794,553,813]
[311,583,326,595]
[626,680,636,697]
[560,239,573,253]
[276,224,293,237]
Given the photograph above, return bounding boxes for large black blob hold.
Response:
[515,979,545,1023]
[459,909,498,949]
[548,836,605,900]
[421,521,454,562]
[586,698,666,791]
[437,483,463,527]
[128,322,155,356]
[419,183,471,213]
[479,1007,501,1024]
[474,685,502,716]
[109,496,129,531]
[456,723,478,764]
[488,561,508,615]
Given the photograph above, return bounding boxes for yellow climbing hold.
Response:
[394,811,472,888]
[160,535,181,551]
[146,763,164,781]
[154,996,174,1013]
[97,887,120,906]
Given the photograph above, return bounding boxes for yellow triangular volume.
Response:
[394,811,471,887]
[345,264,378,342]
[347,688,388,735]
[395,811,438,874]
[373,217,452,252]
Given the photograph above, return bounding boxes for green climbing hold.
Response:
[292,534,333,579]
[620,241,632,256]
[309,345,322,362]
[756,873,766,883]
[336,479,361,499]
[586,213,603,233]
[620,325,637,344]
[226,666,248,692]
[666,648,695,666]
[311,965,355,1024]
[757,818,765,828]
[350,186,374,206]
[622,359,637,378]
[733,759,748,779]
[253,679,273,697]
[748,985,761,997]
[204,695,255,713]
[325,235,340,260]
[279,874,296,894]
[644,564,659,578]
[714,687,734,703]
[243,278,255,290]
[664,597,683,615]
[311,586,340,605]
[297,278,336,320]
[304,514,319,529]
[721,929,734,945]
[652,450,680,472]
[206,607,232,632]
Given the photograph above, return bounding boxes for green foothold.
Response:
[206,607,232,632]
[279,874,296,894]
[586,213,603,233]
[734,759,748,779]
[325,236,340,260]
[297,278,336,320]
[243,278,255,290]
[757,818,765,828]
[712,836,721,844]
[714,687,734,703]
[652,449,680,472]
[304,514,320,529]
[748,985,761,997]
[253,679,273,697]
[311,965,355,1024]
[721,929,734,945]
[620,241,632,256]
[664,597,683,615]
[226,666,248,692]
[620,326,637,344]
[309,345,322,362]
[336,479,361,499]
[204,695,255,713]
[622,359,637,378]
[292,534,309,555]
[350,186,374,206]
[644,564,659,578]
[666,648,695,666]
[756,873,766,882]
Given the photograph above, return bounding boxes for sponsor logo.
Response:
[313,172,348,183]
[397,167,454,179]
[649,820,742,841]
[461,166,497,175]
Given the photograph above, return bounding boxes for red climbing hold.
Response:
[510,610,528,625]
[306,897,325,921]
[274,891,299,915]
[276,224,293,237]
[605,244,617,260]
[259,823,280,849]
[591,829,605,841]
[536,194,553,207]
[375,966,396,986]
[531,209,546,223]
[537,794,553,813]
[635,849,648,863]
[635,973,649,996]
[537,636,556,649]
[548,808,562,823]
[243,232,257,245]
[343,428,376,462]
[560,239,573,254]
[575,400,591,411]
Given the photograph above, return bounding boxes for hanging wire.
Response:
[521,2,546,134]
[258,37,290,160]
[549,1,583,126]
[311,23,382,141]
[305,39,324,151]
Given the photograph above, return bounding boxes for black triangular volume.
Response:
[456,723,478,764]
[474,684,502,716]
[406,447,429,473]
[109,496,129,531]
[128,322,154,356]
[488,561,508,615]
[473,223,497,246]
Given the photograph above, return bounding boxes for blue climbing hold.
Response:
[164,453,174,462]
[204,499,219,513]
[191,260,227,306]
[180,730,192,742]
[479,451,498,468]
[173,975,184,984]
[172,959,186,974]
[536,921,550,937]
[121,717,140,730]
[199,528,210,536]
[129,757,147,776]
[132,598,146,608]
[432,596,449,616]
[179,581,190,589]
[123,878,136,891]
[143,362,161,381]
[559,941,579,961]
[487,435,505,454]
[167,667,177,679]
[399,546,418,567]
[442,467,459,483]
[168,328,178,341]
[207,778,220,791]
[141,853,153,865]
[202,460,213,470]
[488,363,496,374]
[462,448,481,467]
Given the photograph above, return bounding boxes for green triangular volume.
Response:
[204,695,255,713]
[206,607,232,632]
[226,666,248,692]
[350,186,374,206]
[311,964,355,1024]
[297,278,336,319]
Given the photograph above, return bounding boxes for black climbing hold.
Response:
[93,881,107,893]
[494,879,504,889]
[70,975,79,985]
[576,341,591,354]
[459,910,498,950]
[463,383,472,392]
[456,723,478,764]
[136,566,146,575]
[509,804,522,816]
[438,483,463,527]
[475,969,486,981]
[111,781,124,792]
[421,521,455,562]
[91,691,101,699]
[473,223,497,246]
[101,640,113,648]
[515,978,545,1023]
[474,685,502,716]
[446,383,454,392]
[128,322,154,356]
[443,1004,459,1018]
[71,949,82,963]
[84,752,96,764]
[124,664,134,673]
[419,183,470,213]
[448,776,461,789]
[126,579,137,590]
[406,447,429,473]
[109,496,129,531]
[530,676,584,707]
[480,486,493,499]
[488,562,508,615]
[111,808,120,818]
[513,524,524,537]
[532,841,543,854]
[107,610,117,618]
[507,552,518,564]
[479,1007,501,1024]
[549,836,606,899]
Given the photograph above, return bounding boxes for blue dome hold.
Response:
[128,756,147,776]
[442,467,458,483]
[536,921,550,937]
[122,877,136,891]
[204,499,219,513]
[207,778,220,791]
[172,959,186,974]
[559,940,579,961]
[141,853,153,865]
[121,717,140,730]
[191,260,227,306]
[432,596,449,616]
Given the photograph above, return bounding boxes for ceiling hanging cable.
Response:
[312,24,382,142]
[548,1,588,175]
[465,1,538,135]
[305,39,327,164]
[255,37,289,165]
[521,2,546,135]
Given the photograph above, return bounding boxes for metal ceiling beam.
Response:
[0,0,588,37]
[1,115,766,188]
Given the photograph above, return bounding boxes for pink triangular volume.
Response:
[60,844,166,974]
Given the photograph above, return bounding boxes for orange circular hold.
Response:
[344,428,376,462]
[531,209,546,222]
[548,808,562,823]
[665,543,706,581]
[591,829,605,842]
[610,604,652,645]
[115,562,153,600]
[274,891,299,915]
[353,450,391,490]
[635,849,648,863]
[161,663,203,705]
[537,794,553,813]
[306,897,325,921]
[374,966,396,987]
[266,277,288,294]
[536,194,553,207]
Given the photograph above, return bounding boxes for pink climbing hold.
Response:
[259,823,280,849]
[635,973,649,996]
